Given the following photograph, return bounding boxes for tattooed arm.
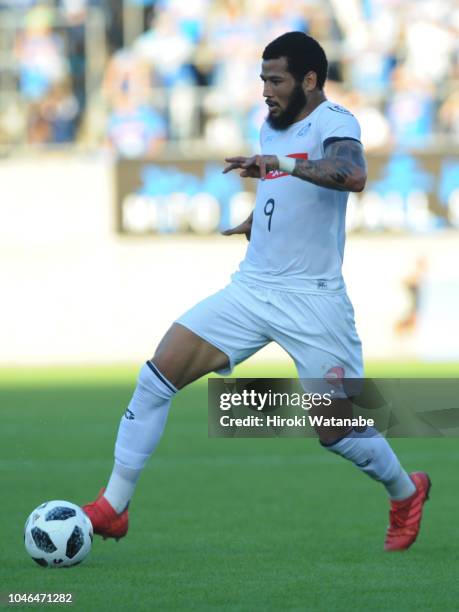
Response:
[223,139,367,192]
[292,139,367,192]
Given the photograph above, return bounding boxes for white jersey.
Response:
[234,100,361,293]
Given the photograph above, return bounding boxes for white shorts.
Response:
[176,279,363,379]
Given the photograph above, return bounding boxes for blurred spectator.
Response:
[107,92,166,158]
[101,44,166,156]
[14,6,68,104]
[189,38,216,87]
[41,80,80,143]
[386,67,435,147]
[102,47,151,104]
[133,7,196,88]
[12,5,78,144]
[26,80,79,145]
[395,257,428,336]
[133,5,204,139]
[403,1,454,86]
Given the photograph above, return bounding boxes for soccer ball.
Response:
[24,500,93,568]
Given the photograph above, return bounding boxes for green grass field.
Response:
[1,362,459,611]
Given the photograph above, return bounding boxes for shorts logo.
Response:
[325,366,345,384]
[317,280,328,289]
[266,153,308,179]
[124,408,135,420]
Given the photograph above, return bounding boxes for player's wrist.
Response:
[277,156,296,174]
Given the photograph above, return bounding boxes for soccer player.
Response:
[83,32,430,551]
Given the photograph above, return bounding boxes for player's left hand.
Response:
[223,155,279,180]
[221,212,253,241]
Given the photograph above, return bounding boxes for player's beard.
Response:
[266,83,307,131]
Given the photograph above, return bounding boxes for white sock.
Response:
[324,427,416,500]
[104,361,177,513]
[104,463,141,513]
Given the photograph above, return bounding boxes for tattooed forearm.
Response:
[292,159,360,191]
[332,165,353,185]
[291,140,367,192]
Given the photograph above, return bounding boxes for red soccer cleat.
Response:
[384,471,431,551]
[82,488,129,541]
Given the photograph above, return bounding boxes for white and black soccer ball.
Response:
[24,500,93,568]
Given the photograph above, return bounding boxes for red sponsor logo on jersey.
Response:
[266,153,308,179]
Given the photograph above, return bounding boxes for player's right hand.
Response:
[223,155,278,180]
[221,212,253,241]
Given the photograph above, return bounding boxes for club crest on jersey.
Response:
[327,104,352,115]
[296,123,312,137]
[266,153,308,179]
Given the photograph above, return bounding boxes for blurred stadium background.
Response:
[1,0,459,369]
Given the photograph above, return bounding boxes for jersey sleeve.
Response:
[319,104,361,149]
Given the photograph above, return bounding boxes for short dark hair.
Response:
[262,31,328,89]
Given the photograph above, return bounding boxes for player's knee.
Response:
[150,348,180,387]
